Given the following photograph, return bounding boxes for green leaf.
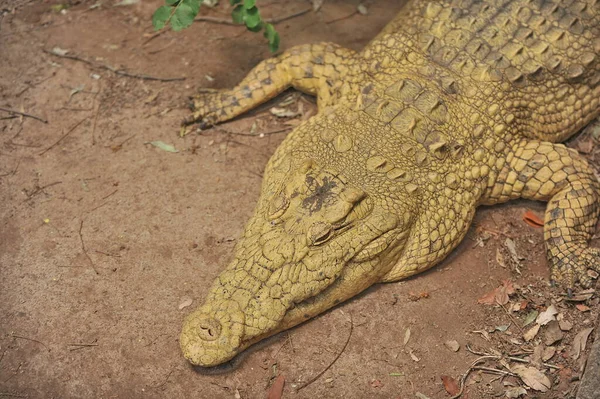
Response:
[268,31,280,52]
[148,141,179,153]
[263,23,276,40]
[229,0,241,5]
[243,0,255,8]
[172,3,196,31]
[231,5,244,24]
[152,6,171,30]
[523,310,539,327]
[182,0,200,15]
[165,0,179,5]
[243,6,261,28]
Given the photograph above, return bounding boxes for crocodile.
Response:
[180,0,600,368]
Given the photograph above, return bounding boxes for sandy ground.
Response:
[1,1,599,398]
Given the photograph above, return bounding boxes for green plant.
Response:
[152,0,280,52]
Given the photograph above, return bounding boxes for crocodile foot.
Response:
[550,245,600,289]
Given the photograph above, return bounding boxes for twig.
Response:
[0,106,48,124]
[451,356,499,399]
[0,159,20,178]
[325,10,358,24]
[39,117,88,155]
[79,220,99,275]
[10,334,49,351]
[43,49,185,82]
[296,313,353,391]
[68,341,98,351]
[0,392,28,398]
[194,7,311,26]
[472,366,516,376]
[216,126,292,137]
[151,368,175,389]
[23,181,62,201]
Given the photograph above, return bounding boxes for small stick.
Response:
[39,117,88,155]
[325,10,358,24]
[296,313,353,391]
[498,302,525,335]
[194,8,311,26]
[10,334,49,351]
[79,220,99,275]
[0,159,20,178]
[43,49,185,82]
[0,106,48,124]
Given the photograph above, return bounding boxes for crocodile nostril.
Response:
[196,317,222,341]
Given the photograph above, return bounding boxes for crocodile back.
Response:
[363,0,600,142]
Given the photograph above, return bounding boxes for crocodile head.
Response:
[181,155,411,367]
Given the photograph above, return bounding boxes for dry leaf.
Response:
[571,327,594,360]
[441,375,460,396]
[543,321,563,346]
[559,319,573,331]
[415,393,431,399]
[267,375,285,399]
[523,210,544,227]
[178,297,193,310]
[478,280,515,305]
[523,324,541,342]
[542,346,556,361]
[270,107,298,118]
[409,350,420,362]
[505,386,527,398]
[564,289,595,302]
[512,365,552,392]
[575,304,591,312]
[444,340,460,352]
[403,328,411,346]
[496,248,507,268]
[536,305,558,326]
[234,389,241,399]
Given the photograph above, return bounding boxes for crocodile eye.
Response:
[307,222,333,246]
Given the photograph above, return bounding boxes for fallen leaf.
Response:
[565,289,595,302]
[523,310,539,327]
[505,386,527,398]
[496,248,507,268]
[409,350,420,362]
[270,107,298,118]
[504,238,523,272]
[51,47,69,56]
[444,340,460,352]
[415,393,431,399]
[178,297,193,310]
[542,346,556,361]
[523,324,541,342]
[267,375,285,399]
[536,305,558,326]
[571,327,594,360]
[478,280,515,305]
[543,321,563,346]
[559,319,573,331]
[523,210,544,227]
[403,328,411,346]
[512,365,551,392]
[357,4,368,15]
[496,325,510,332]
[575,304,591,312]
[147,141,178,153]
[441,375,460,396]
[234,389,241,399]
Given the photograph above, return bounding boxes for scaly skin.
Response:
[181,0,600,367]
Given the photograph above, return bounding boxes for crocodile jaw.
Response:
[180,157,410,367]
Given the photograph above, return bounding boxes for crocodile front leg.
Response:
[482,139,600,288]
[183,43,358,127]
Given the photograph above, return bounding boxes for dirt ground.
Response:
[1,1,599,398]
